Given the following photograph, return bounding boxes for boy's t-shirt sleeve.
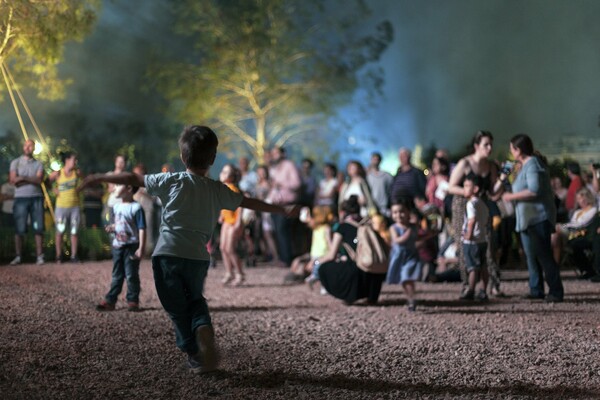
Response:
[466,200,476,220]
[216,181,244,210]
[144,173,168,197]
[135,206,146,230]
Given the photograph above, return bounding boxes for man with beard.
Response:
[9,139,45,265]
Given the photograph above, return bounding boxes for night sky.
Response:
[2,0,600,170]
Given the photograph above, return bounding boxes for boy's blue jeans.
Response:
[105,244,141,304]
[152,256,211,355]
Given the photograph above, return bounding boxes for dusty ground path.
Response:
[1,260,599,399]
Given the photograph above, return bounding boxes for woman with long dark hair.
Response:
[501,134,564,302]
[447,131,504,297]
[338,160,375,218]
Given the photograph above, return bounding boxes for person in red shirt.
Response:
[565,163,583,214]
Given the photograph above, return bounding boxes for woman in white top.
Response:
[316,163,339,212]
[338,160,375,218]
[551,187,597,265]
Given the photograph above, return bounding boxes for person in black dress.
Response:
[317,195,387,304]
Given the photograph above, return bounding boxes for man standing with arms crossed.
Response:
[9,139,45,265]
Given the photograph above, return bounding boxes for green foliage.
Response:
[0,227,112,263]
[0,0,99,100]
[2,116,181,178]
[0,130,21,180]
[151,0,393,162]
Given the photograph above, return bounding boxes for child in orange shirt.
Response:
[219,164,244,286]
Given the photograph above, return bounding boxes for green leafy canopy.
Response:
[0,0,99,100]
[150,0,393,162]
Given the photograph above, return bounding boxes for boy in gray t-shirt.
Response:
[80,126,295,373]
[460,173,490,301]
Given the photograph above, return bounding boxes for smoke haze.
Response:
[2,0,600,169]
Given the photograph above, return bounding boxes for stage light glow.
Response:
[33,141,43,155]
[50,160,62,171]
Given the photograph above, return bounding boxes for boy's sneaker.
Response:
[459,290,475,300]
[9,256,21,265]
[70,256,82,264]
[36,255,45,265]
[187,353,203,372]
[127,302,140,312]
[96,300,115,311]
[476,290,489,302]
[192,325,220,373]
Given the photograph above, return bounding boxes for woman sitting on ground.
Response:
[317,195,387,305]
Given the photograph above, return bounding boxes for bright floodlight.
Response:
[33,141,43,156]
[50,160,62,171]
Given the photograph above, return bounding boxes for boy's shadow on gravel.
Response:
[208,369,599,399]
[211,305,316,313]
[374,298,501,308]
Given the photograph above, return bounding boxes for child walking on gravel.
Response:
[385,200,421,312]
[96,185,146,312]
[80,125,295,374]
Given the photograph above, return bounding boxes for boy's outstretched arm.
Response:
[239,196,300,218]
[79,172,145,191]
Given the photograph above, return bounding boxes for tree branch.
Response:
[218,118,257,148]
[0,6,14,58]
[273,124,321,148]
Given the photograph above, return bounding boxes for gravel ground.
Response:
[1,260,599,399]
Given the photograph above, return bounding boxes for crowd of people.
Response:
[3,134,600,304]
[3,127,600,373]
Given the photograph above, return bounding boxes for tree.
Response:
[151,0,393,162]
[0,0,99,100]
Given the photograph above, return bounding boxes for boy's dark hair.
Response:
[179,125,219,170]
[131,186,140,195]
[464,172,482,192]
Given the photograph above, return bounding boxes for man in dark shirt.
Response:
[390,147,426,205]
